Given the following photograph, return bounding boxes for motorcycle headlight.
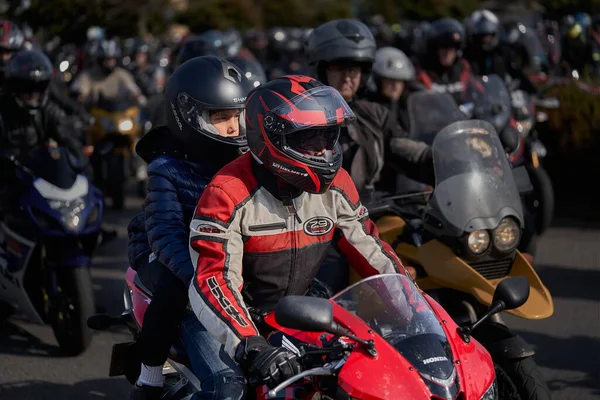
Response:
[118,118,134,133]
[493,218,520,252]
[480,379,498,400]
[48,198,87,233]
[99,117,116,133]
[468,230,490,254]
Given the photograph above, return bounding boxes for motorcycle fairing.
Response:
[0,222,44,324]
[398,240,554,319]
[33,175,89,201]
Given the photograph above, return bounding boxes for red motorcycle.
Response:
[88,270,530,399]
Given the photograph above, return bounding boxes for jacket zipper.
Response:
[248,222,287,232]
[284,199,302,295]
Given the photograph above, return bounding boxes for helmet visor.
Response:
[177,92,247,146]
[265,86,356,135]
[284,125,340,156]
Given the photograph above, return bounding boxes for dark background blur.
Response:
[4,0,600,41]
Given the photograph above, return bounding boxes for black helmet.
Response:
[227,56,267,88]
[245,75,356,194]
[5,49,53,110]
[174,35,222,69]
[165,56,253,149]
[0,20,24,62]
[466,9,500,51]
[304,19,376,83]
[428,18,465,51]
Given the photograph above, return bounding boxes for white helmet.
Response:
[372,46,415,81]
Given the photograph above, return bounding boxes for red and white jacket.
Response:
[188,152,405,358]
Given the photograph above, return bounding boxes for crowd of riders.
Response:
[0,8,593,400]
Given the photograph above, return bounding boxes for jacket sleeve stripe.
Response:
[191,236,258,337]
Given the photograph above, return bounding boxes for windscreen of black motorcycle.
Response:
[392,333,460,400]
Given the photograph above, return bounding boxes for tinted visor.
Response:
[266,86,356,134]
[9,78,49,95]
[284,125,340,155]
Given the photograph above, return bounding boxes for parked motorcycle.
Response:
[0,145,103,355]
[87,269,533,399]
[358,120,553,400]
[88,95,145,209]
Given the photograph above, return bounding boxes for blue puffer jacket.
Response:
[127,127,222,286]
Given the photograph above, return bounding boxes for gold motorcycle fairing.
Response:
[350,214,554,320]
[88,105,142,151]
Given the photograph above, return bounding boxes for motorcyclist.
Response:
[414,18,473,103]
[0,50,84,213]
[0,20,24,68]
[186,75,408,396]
[304,19,433,192]
[366,46,416,132]
[72,39,146,109]
[463,10,541,95]
[126,56,253,400]
[128,39,165,97]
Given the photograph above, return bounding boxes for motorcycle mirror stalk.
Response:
[458,276,531,343]
[87,310,134,331]
[275,296,377,356]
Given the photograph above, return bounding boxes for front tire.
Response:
[108,154,126,210]
[474,322,551,400]
[494,356,552,400]
[49,268,95,356]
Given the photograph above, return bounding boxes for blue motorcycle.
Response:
[0,145,103,355]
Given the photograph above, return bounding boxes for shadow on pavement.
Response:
[535,264,600,302]
[0,378,130,400]
[516,330,600,395]
[0,321,61,357]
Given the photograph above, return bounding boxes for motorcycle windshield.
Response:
[332,274,456,382]
[407,91,466,145]
[96,89,136,113]
[428,120,523,234]
[25,145,79,190]
[464,75,511,133]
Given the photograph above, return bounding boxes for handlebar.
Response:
[266,358,345,399]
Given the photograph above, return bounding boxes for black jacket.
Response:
[343,97,433,191]
[463,43,540,95]
[127,127,237,285]
[0,95,82,158]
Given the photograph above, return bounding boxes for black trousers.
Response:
[136,258,189,367]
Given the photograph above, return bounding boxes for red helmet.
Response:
[245,75,356,194]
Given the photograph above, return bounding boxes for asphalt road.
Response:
[0,195,598,400]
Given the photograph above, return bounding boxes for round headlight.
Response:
[468,230,490,254]
[118,119,134,132]
[493,218,520,252]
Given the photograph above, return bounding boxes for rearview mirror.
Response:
[493,276,530,310]
[275,296,333,332]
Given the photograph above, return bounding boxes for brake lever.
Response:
[266,358,346,399]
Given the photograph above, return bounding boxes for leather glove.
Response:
[235,335,302,389]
